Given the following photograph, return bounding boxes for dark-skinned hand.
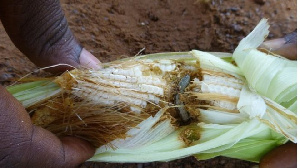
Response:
[0,0,100,73]
[0,0,99,167]
[0,86,94,167]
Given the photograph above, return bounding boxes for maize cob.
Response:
[7,19,296,163]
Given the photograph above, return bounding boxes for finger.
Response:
[45,48,102,74]
[0,0,98,74]
[260,30,297,60]
[267,42,296,60]
[29,127,95,168]
[61,137,96,166]
[79,48,102,70]
[259,143,297,168]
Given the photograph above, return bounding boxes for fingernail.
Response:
[79,48,102,69]
[260,38,286,51]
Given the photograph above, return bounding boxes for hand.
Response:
[0,0,98,167]
[0,86,95,168]
[259,30,297,168]
[0,0,101,73]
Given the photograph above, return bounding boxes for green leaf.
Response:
[7,80,61,108]
[194,138,282,162]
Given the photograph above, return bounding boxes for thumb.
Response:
[60,136,95,166]
[79,48,102,70]
[29,126,95,168]
[0,85,95,168]
[45,48,102,74]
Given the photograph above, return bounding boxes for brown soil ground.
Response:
[0,0,296,167]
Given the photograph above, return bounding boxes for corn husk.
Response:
[7,19,296,163]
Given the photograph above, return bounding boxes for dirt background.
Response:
[0,0,296,167]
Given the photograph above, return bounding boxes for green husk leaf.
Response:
[7,80,61,108]
[90,119,274,163]
[191,50,244,77]
[195,139,282,162]
[195,123,286,162]
[233,19,297,113]
[233,18,269,65]
[7,80,51,94]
